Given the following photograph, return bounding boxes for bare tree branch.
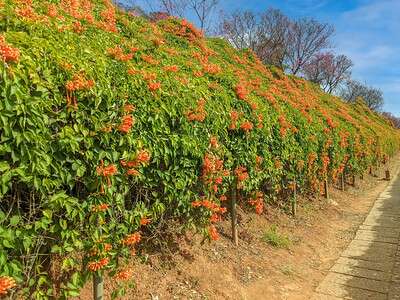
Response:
[303,52,353,93]
[219,8,289,69]
[285,18,334,75]
[340,80,384,111]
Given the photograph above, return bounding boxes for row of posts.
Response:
[93,160,391,299]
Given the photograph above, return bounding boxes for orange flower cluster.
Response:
[278,115,289,137]
[66,74,94,92]
[140,217,151,226]
[87,257,109,272]
[256,113,263,129]
[90,242,112,256]
[148,81,161,92]
[248,192,264,215]
[122,232,141,246]
[321,154,330,175]
[191,199,227,214]
[73,21,85,33]
[185,99,206,122]
[193,70,203,77]
[65,73,94,108]
[120,149,151,176]
[47,3,58,18]
[92,203,109,212]
[98,1,118,33]
[240,120,254,133]
[152,38,165,47]
[234,166,249,189]
[308,152,318,169]
[0,36,20,63]
[235,83,249,100]
[255,155,263,171]
[142,54,159,65]
[107,46,133,61]
[229,110,241,130]
[0,276,16,297]
[208,225,219,240]
[119,115,135,133]
[274,159,282,169]
[15,0,39,21]
[202,63,221,75]
[96,161,117,177]
[142,72,157,81]
[202,153,230,193]
[61,0,94,23]
[115,268,133,281]
[339,131,350,148]
[164,65,179,73]
[178,19,203,41]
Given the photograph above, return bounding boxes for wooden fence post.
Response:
[93,273,104,300]
[324,178,329,200]
[352,175,356,187]
[93,215,104,300]
[230,179,238,246]
[291,180,297,217]
[386,170,391,181]
[340,172,345,191]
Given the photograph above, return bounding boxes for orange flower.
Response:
[210,213,221,223]
[126,169,140,176]
[137,149,151,164]
[142,54,159,65]
[248,192,264,215]
[115,268,133,281]
[127,68,138,75]
[96,161,117,177]
[122,232,141,246]
[119,115,135,133]
[235,83,249,100]
[0,36,20,63]
[47,4,58,18]
[148,81,161,91]
[92,203,109,212]
[140,217,151,226]
[87,257,109,272]
[229,110,240,129]
[185,99,206,122]
[0,276,16,296]
[107,46,133,61]
[164,65,179,72]
[240,121,253,133]
[73,21,85,33]
[208,225,219,241]
[219,195,227,202]
[235,166,249,182]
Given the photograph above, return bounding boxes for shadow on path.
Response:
[314,172,400,300]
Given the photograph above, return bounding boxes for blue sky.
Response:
[126,0,400,116]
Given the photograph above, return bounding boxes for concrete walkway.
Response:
[314,171,400,300]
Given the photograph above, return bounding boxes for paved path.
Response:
[314,170,400,300]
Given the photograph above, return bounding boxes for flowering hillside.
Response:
[0,0,399,298]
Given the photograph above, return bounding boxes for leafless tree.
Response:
[340,80,384,111]
[382,112,400,129]
[285,18,334,75]
[220,10,258,49]
[220,8,289,68]
[188,0,219,33]
[157,0,189,17]
[303,52,353,93]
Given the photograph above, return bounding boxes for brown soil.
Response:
[77,157,400,300]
